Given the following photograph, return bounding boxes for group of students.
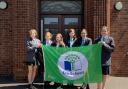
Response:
[25,26,115,89]
[44,28,92,47]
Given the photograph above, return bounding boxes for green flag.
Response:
[42,44,102,84]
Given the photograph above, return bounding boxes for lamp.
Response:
[114,1,123,11]
[0,1,8,10]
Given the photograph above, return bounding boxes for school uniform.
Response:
[94,36,115,75]
[25,37,40,66]
[75,37,92,46]
[51,42,64,47]
[65,37,77,47]
[43,40,53,46]
[65,37,79,88]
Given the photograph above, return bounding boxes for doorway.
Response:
[40,0,84,41]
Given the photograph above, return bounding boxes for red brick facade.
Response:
[0,0,128,81]
[110,0,128,76]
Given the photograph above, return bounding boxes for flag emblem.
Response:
[58,51,88,80]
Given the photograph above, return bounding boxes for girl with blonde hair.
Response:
[25,29,42,89]
[94,26,115,89]
[43,32,53,46]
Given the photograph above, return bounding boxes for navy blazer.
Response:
[51,42,64,47]
[65,38,77,47]
[25,38,38,62]
[75,37,92,47]
[94,36,115,66]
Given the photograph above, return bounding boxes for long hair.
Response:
[56,33,65,47]
[28,29,38,40]
[68,28,77,39]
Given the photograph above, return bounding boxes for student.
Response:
[65,28,77,47]
[65,28,77,88]
[43,32,53,87]
[76,28,92,46]
[94,26,115,89]
[43,32,53,46]
[25,29,42,89]
[52,33,65,47]
[75,28,92,89]
[51,33,65,89]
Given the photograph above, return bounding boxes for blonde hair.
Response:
[101,26,109,32]
[56,33,65,47]
[81,28,87,34]
[29,29,38,37]
[45,32,52,39]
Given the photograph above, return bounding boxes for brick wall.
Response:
[110,0,128,76]
[85,0,109,39]
[84,0,94,39]
[85,0,128,77]
[0,0,13,76]
[0,0,39,81]
[11,0,39,80]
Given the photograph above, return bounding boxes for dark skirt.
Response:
[26,61,39,66]
[102,66,110,75]
[26,55,40,66]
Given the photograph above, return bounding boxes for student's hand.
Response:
[98,41,102,44]
[98,41,106,45]
[101,41,106,45]
[37,43,42,48]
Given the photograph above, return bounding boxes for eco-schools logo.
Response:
[58,51,88,80]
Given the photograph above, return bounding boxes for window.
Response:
[44,17,58,25]
[64,18,78,25]
[41,0,82,14]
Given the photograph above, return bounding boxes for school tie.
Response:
[46,40,50,46]
[70,38,74,47]
[101,36,108,42]
[81,38,85,46]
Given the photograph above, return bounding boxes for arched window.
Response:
[41,0,82,14]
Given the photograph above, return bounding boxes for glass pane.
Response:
[43,28,59,41]
[41,1,82,14]
[44,28,59,35]
[64,18,78,25]
[44,17,58,25]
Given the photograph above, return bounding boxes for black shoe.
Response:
[31,85,38,89]
[67,84,73,86]
[44,83,51,88]
[80,87,83,89]
[26,84,31,89]
[54,83,61,87]
[44,81,51,86]
[80,84,90,89]
[86,84,90,89]
[67,84,77,88]
[56,86,63,89]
